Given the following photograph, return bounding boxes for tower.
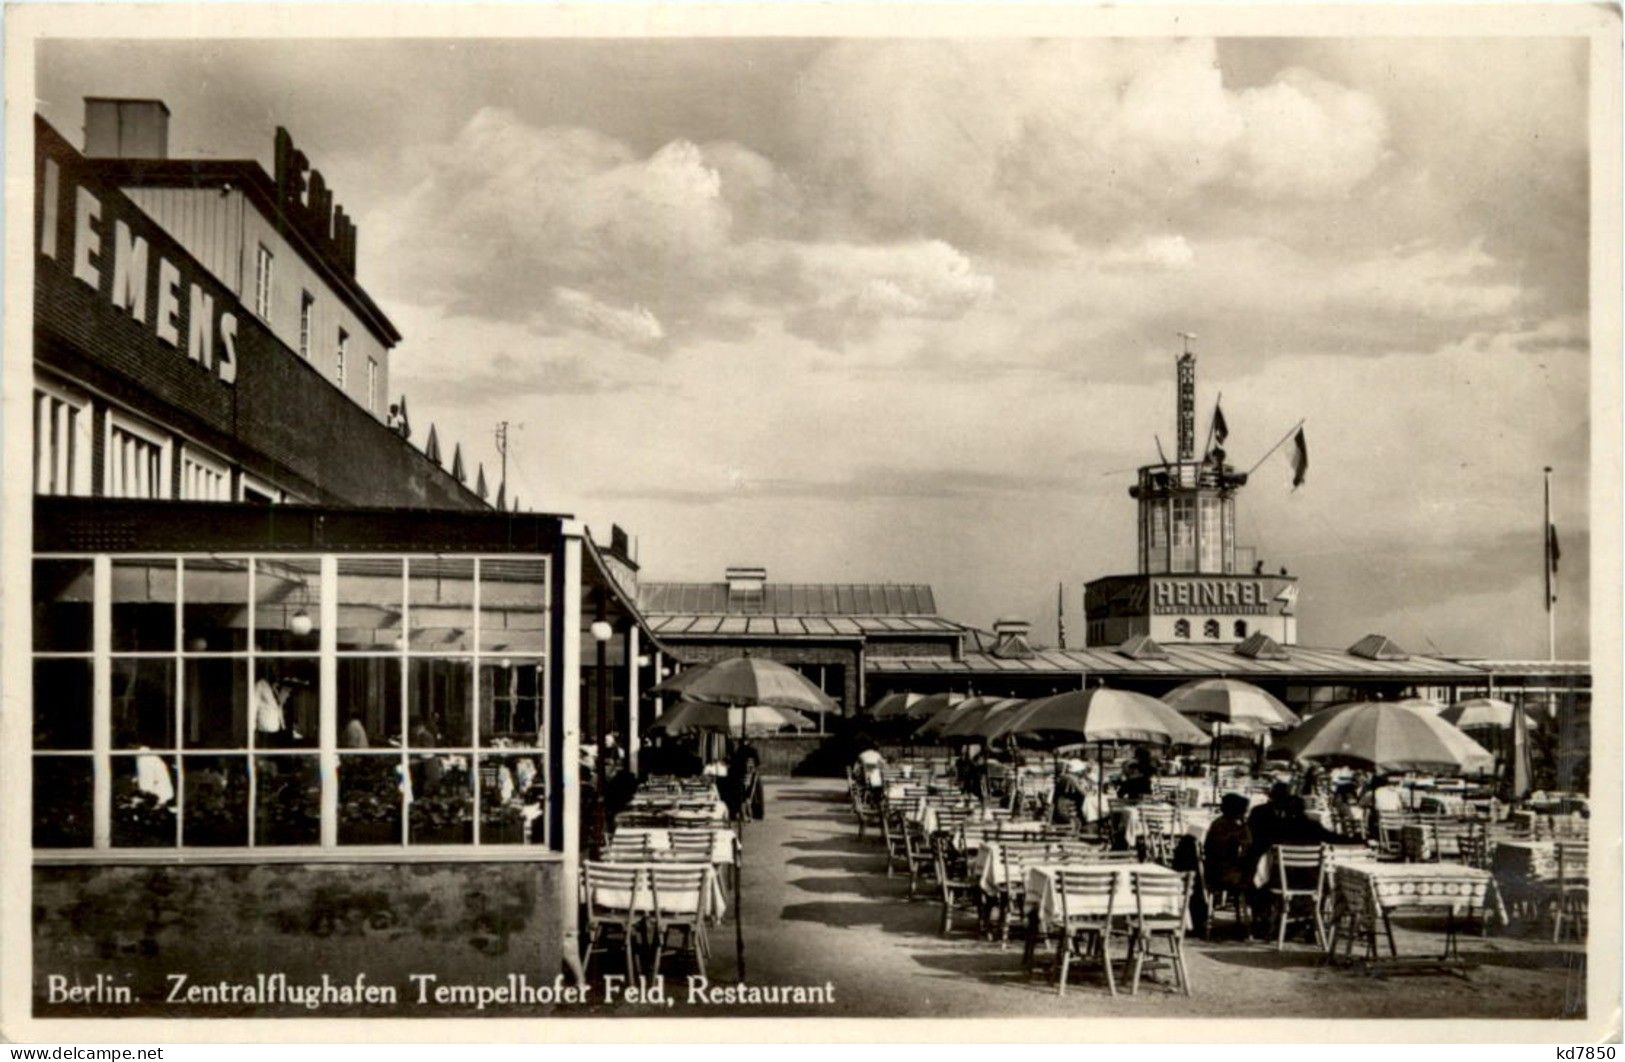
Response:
[1129,338,1247,575]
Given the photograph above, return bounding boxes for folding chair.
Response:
[581,862,644,981]
[647,866,710,978]
[880,799,912,878]
[1267,845,1327,950]
[932,833,979,935]
[1128,871,1193,996]
[668,832,717,863]
[903,816,938,898]
[1052,868,1124,996]
[849,780,882,840]
[1551,841,1589,942]
[997,841,1052,949]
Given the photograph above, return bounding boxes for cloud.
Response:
[548,287,665,346]
[789,39,1390,255]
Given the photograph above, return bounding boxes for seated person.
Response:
[1246,781,1294,863]
[1202,793,1255,893]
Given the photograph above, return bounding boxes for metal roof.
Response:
[868,643,1490,680]
[645,613,963,639]
[639,582,937,616]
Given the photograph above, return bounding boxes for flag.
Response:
[1547,522,1560,609]
[1212,402,1229,445]
[1289,428,1308,489]
[1056,582,1068,650]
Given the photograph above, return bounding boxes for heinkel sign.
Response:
[1150,576,1296,616]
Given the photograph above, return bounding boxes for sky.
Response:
[35,34,1593,658]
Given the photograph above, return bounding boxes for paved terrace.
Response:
[576,779,1585,1020]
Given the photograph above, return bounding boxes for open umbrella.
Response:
[648,663,712,697]
[1438,698,1520,730]
[1395,697,1448,715]
[679,655,839,713]
[938,697,1027,742]
[1162,677,1299,732]
[1273,700,1494,776]
[648,701,813,735]
[914,695,997,740]
[986,688,1212,747]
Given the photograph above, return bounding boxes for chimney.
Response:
[724,566,766,611]
[991,616,1036,660]
[84,98,170,159]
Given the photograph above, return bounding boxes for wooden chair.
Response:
[668,832,717,863]
[880,800,911,878]
[995,841,1051,948]
[903,817,938,898]
[1267,845,1327,950]
[647,866,710,978]
[1128,871,1193,996]
[1196,856,1251,942]
[603,839,658,863]
[1455,825,1489,870]
[1375,816,1405,861]
[1052,868,1124,996]
[1551,841,1588,942]
[849,780,882,840]
[581,862,644,981]
[932,833,979,935]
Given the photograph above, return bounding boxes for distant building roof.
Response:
[644,613,963,639]
[639,582,937,617]
[869,642,1488,681]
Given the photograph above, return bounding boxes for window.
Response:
[1198,496,1223,573]
[179,446,231,502]
[33,380,92,497]
[298,291,314,359]
[1173,618,1190,640]
[1170,496,1196,572]
[254,244,274,321]
[1234,620,1248,639]
[238,474,281,505]
[367,356,378,414]
[104,411,172,499]
[336,329,348,390]
[1144,498,1169,575]
[1203,618,1221,640]
[31,553,551,852]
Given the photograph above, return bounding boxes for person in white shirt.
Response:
[856,745,886,796]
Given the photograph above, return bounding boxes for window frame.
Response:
[238,473,283,505]
[254,243,275,322]
[103,408,173,500]
[298,290,314,360]
[335,328,349,391]
[33,377,93,497]
[31,551,554,858]
[177,443,232,502]
[367,356,378,414]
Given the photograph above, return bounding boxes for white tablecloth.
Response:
[1027,863,1184,932]
[586,862,727,922]
[609,827,737,867]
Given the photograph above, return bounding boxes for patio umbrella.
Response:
[1395,697,1448,715]
[870,692,925,720]
[1273,700,1494,776]
[647,701,813,735]
[1162,677,1299,732]
[987,688,1210,819]
[647,663,712,696]
[914,695,997,740]
[938,697,1027,743]
[678,655,839,714]
[1438,698,1520,730]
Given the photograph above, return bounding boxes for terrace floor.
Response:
[580,778,1587,1022]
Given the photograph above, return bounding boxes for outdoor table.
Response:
[609,827,739,867]
[1491,839,1557,881]
[1399,823,1469,863]
[586,861,728,924]
[1018,861,1185,971]
[1323,862,1503,976]
[959,819,1048,855]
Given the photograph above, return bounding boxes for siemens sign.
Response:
[1151,577,1296,616]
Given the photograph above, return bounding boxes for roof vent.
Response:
[724,566,766,612]
[1116,634,1169,661]
[990,616,1036,660]
[1348,633,1409,661]
[84,97,170,159]
[1235,631,1290,660]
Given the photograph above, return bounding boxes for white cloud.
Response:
[549,287,665,346]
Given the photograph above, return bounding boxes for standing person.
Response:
[726,736,763,822]
[855,739,886,802]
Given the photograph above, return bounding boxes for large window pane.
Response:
[409,754,472,844]
[255,755,321,846]
[111,657,176,750]
[182,557,248,651]
[33,559,92,652]
[34,658,92,750]
[112,754,177,847]
[409,658,473,748]
[409,558,474,652]
[337,558,402,653]
[33,757,93,847]
[112,558,177,651]
[339,754,403,845]
[479,558,547,653]
[255,558,321,652]
[479,659,544,748]
[480,753,544,844]
[254,658,319,748]
[182,755,248,846]
[336,657,401,748]
[182,658,247,749]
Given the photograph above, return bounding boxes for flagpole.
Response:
[1244,419,1307,477]
[1544,466,1555,662]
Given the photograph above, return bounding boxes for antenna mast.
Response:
[1176,332,1198,461]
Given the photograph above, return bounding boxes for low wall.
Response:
[33,857,565,1017]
